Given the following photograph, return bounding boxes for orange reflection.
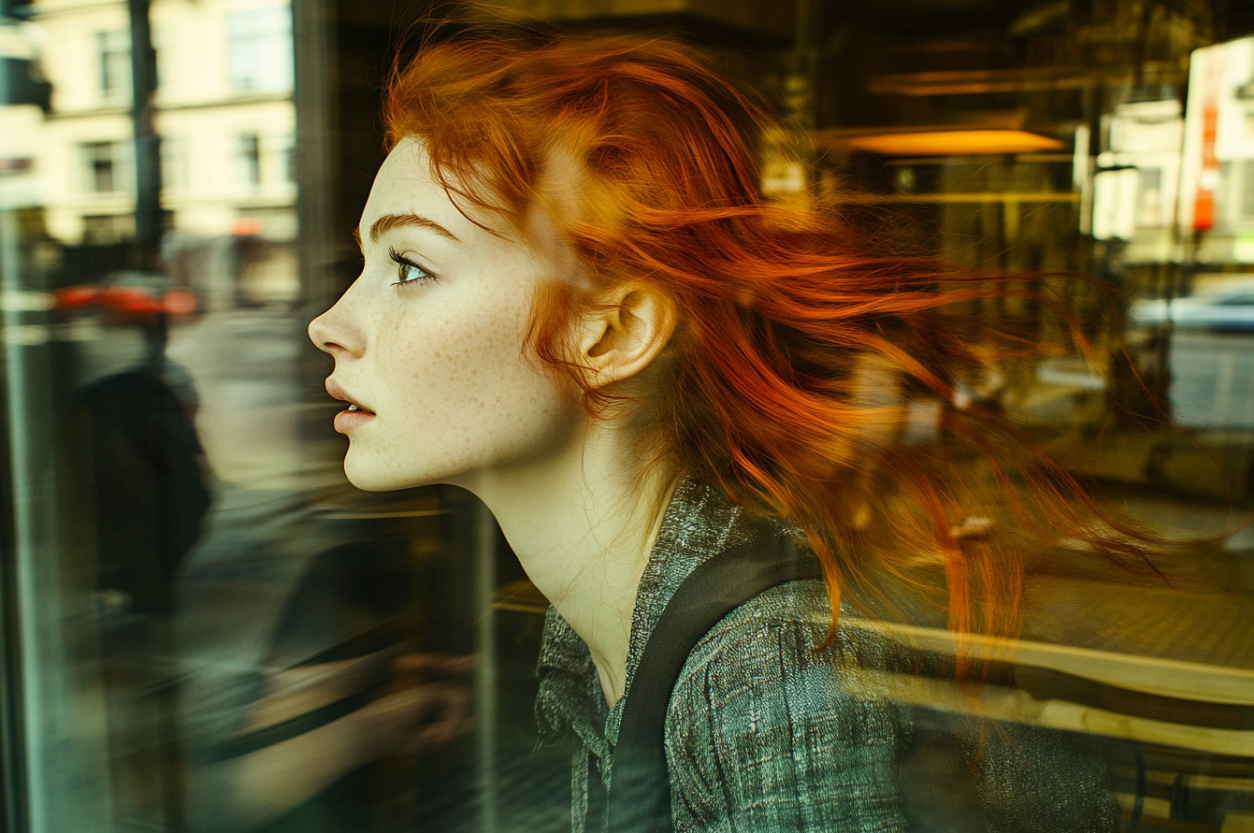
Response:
[841,129,1065,156]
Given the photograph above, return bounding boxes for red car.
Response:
[54,271,197,323]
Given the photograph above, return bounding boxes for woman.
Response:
[308,21,1127,832]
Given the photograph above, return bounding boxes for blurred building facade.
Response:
[31,0,295,244]
[3,2,1254,832]
[8,0,298,306]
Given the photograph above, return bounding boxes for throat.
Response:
[473,450,683,710]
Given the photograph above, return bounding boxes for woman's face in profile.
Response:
[308,138,582,492]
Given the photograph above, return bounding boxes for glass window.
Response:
[236,132,260,190]
[96,29,130,101]
[3,3,1254,833]
[279,131,295,184]
[81,213,135,244]
[225,6,293,93]
[82,140,126,193]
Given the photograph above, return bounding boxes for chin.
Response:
[343,454,411,492]
[344,473,395,492]
[342,466,392,492]
[342,448,453,492]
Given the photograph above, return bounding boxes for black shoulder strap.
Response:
[603,534,823,833]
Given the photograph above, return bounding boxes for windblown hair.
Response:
[384,18,1168,644]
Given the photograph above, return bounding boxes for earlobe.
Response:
[578,284,677,390]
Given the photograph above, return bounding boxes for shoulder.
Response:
[668,579,903,749]
[663,579,906,832]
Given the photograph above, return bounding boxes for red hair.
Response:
[385,20,1171,646]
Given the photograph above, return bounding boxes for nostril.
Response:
[308,311,342,353]
[308,284,364,356]
[309,313,364,359]
[308,317,328,349]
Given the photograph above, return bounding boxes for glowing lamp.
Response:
[839,129,1064,157]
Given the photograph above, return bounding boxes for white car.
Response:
[1128,289,1254,332]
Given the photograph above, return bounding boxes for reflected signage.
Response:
[1179,36,1254,247]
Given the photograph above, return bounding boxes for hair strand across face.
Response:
[385,17,1185,659]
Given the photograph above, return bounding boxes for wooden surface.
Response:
[495,574,1254,755]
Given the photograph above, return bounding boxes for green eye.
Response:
[397,262,431,283]
[388,247,438,287]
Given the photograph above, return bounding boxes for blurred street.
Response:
[166,307,314,490]
[72,307,335,491]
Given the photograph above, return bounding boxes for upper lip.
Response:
[325,378,375,413]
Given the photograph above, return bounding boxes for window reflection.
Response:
[0,1,1252,832]
[95,29,129,101]
[236,133,260,192]
[225,7,292,95]
[82,139,125,194]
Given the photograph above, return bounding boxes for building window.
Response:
[279,133,295,184]
[82,141,124,193]
[237,133,261,190]
[82,215,135,245]
[96,30,130,101]
[226,7,293,93]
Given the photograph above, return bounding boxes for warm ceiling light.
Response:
[840,129,1064,156]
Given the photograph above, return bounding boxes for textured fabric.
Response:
[535,479,1119,833]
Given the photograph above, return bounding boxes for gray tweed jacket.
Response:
[535,479,1119,833]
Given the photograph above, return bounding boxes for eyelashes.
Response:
[387,247,439,288]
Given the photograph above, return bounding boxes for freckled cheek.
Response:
[377,303,536,426]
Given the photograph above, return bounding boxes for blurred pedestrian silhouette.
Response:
[179,488,473,832]
[78,369,211,625]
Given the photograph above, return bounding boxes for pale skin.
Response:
[220,138,677,828]
[308,136,682,707]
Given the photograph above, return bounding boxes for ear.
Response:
[574,283,678,390]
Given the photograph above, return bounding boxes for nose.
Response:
[308,291,361,358]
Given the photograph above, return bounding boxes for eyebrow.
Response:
[354,213,461,247]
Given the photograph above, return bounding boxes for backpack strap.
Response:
[604,533,823,833]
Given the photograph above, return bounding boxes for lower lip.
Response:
[334,409,376,433]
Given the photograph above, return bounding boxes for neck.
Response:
[458,422,680,707]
